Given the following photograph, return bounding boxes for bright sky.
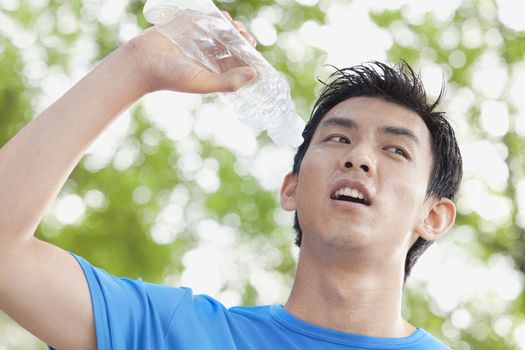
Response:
[2,0,525,348]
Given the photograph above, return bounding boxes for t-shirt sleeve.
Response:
[70,253,189,350]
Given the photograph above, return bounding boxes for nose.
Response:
[344,161,369,172]
[341,146,375,176]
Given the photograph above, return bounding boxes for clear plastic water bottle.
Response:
[143,0,305,147]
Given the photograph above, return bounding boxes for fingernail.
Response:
[243,69,256,82]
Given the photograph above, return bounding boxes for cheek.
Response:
[295,149,330,217]
[297,166,320,203]
[393,182,417,205]
[386,170,428,221]
[299,148,330,185]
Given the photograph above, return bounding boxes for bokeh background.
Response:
[1,0,524,349]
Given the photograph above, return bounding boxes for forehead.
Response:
[316,96,430,142]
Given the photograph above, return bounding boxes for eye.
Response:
[385,146,409,159]
[325,135,350,144]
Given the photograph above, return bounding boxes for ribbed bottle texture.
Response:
[143,0,305,147]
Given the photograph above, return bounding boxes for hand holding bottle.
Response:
[142,0,305,146]
[128,11,258,95]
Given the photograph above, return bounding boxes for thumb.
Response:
[219,67,258,92]
[194,67,257,93]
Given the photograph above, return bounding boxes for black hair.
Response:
[291,61,463,282]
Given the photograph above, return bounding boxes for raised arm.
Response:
[0,17,257,350]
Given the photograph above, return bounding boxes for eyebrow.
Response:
[380,126,420,144]
[321,117,420,144]
[321,117,357,130]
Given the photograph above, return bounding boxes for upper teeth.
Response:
[334,187,365,200]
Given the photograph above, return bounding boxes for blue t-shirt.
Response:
[69,254,451,349]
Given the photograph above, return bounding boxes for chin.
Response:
[323,232,371,251]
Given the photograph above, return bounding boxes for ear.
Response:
[280,172,298,211]
[415,197,456,241]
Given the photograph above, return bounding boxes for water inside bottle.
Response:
[144,1,305,146]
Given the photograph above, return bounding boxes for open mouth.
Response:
[330,187,370,206]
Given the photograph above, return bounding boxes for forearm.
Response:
[0,42,147,243]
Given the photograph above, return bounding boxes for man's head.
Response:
[280,61,462,281]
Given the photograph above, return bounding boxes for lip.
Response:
[329,179,373,206]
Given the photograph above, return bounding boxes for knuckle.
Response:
[226,83,238,92]
[226,79,241,92]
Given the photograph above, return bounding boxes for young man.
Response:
[0,11,461,350]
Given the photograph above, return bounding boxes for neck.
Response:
[284,244,415,338]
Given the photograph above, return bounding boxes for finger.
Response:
[190,67,258,93]
[221,10,234,22]
[238,29,257,47]
[240,32,257,47]
[233,20,247,32]
[221,12,257,47]
[233,21,257,47]
[244,32,257,47]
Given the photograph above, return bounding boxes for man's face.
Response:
[283,96,435,261]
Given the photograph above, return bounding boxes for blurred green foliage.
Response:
[1,0,524,349]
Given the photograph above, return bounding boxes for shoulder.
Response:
[72,253,189,307]
[70,253,193,349]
